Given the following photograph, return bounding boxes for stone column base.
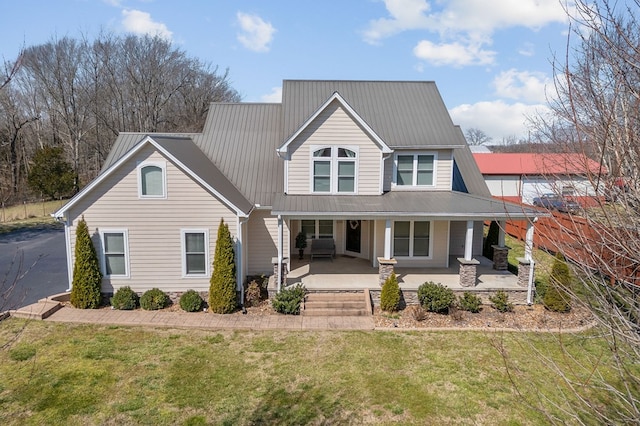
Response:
[377,257,397,286]
[516,257,531,288]
[271,257,289,288]
[491,245,510,270]
[458,258,480,287]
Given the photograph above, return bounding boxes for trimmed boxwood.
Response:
[417,281,456,314]
[180,290,204,312]
[140,288,170,311]
[110,286,139,310]
[458,292,482,313]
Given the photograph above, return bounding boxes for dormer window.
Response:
[312,146,357,194]
[394,153,436,187]
[138,162,166,198]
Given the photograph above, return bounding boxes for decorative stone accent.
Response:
[271,257,289,287]
[377,257,397,286]
[491,245,510,270]
[516,257,531,288]
[458,258,480,287]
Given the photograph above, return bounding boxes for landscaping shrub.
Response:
[140,288,170,310]
[245,280,262,307]
[70,217,103,309]
[272,284,306,315]
[110,286,139,310]
[417,281,455,314]
[458,292,482,313]
[544,252,572,313]
[180,290,204,312]
[489,290,514,313]
[209,219,237,314]
[380,272,401,312]
[406,305,427,321]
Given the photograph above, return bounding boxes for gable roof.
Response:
[281,80,467,149]
[473,153,604,176]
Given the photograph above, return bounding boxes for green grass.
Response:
[0,319,632,425]
[0,200,66,234]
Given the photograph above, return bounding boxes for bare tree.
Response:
[505,1,640,423]
[464,127,492,145]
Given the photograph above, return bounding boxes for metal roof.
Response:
[272,191,538,220]
[281,80,466,149]
[473,153,605,176]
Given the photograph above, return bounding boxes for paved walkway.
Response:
[43,306,375,330]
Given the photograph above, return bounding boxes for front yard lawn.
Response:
[0,319,631,425]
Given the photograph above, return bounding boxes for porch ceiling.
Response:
[272,191,538,220]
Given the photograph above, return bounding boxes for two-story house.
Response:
[54,80,537,300]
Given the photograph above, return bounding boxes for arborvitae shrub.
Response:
[140,288,170,310]
[272,284,306,315]
[208,219,237,314]
[458,292,482,313]
[70,217,103,309]
[380,273,401,312]
[544,252,572,313]
[489,290,514,312]
[180,290,204,312]
[417,281,456,314]
[483,221,500,260]
[245,280,262,307]
[110,286,139,310]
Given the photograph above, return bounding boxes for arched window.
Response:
[138,162,166,198]
[311,147,357,193]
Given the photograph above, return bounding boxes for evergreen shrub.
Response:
[140,288,170,310]
[180,290,204,312]
[544,252,572,312]
[483,221,499,260]
[110,286,139,310]
[458,292,482,313]
[70,217,103,309]
[417,281,455,314]
[489,290,514,312]
[380,272,401,312]
[272,284,306,315]
[208,219,237,314]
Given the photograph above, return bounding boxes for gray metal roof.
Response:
[272,191,538,220]
[281,80,466,148]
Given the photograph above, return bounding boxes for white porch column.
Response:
[498,220,506,247]
[277,215,283,292]
[525,219,536,304]
[464,220,474,261]
[384,219,392,259]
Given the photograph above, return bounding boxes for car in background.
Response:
[532,193,581,214]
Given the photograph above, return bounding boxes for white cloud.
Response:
[261,86,282,103]
[413,40,495,67]
[450,100,550,141]
[121,9,172,40]
[493,69,550,103]
[517,42,535,57]
[236,12,276,52]
[362,0,431,44]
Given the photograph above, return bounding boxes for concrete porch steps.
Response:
[302,291,371,317]
[10,300,62,320]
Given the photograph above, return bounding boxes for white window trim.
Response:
[391,220,433,259]
[181,229,210,278]
[99,229,130,278]
[309,145,359,194]
[137,161,167,199]
[391,151,437,189]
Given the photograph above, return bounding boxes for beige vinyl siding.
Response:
[247,209,289,275]
[383,149,453,191]
[66,145,238,293]
[287,100,382,195]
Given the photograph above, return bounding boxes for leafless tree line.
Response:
[0,33,241,204]
[505,1,640,423]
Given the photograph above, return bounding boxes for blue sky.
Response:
[0,0,574,142]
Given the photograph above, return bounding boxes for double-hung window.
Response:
[182,230,209,277]
[301,219,334,239]
[312,147,357,193]
[100,230,129,277]
[393,221,431,257]
[394,153,435,187]
[138,161,166,198]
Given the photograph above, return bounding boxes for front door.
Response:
[346,220,361,253]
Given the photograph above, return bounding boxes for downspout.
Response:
[525,218,537,305]
[237,215,250,308]
[277,215,283,292]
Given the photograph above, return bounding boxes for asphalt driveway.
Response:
[0,224,68,310]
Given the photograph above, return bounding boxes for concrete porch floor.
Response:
[286,255,520,290]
